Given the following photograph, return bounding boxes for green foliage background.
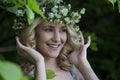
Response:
[0,0,120,80]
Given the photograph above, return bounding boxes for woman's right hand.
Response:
[16,37,47,80]
[16,36,44,64]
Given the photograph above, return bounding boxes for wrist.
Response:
[36,57,45,66]
[35,58,46,80]
[75,58,88,68]
[35,56,44,64]
[76,59,99,80]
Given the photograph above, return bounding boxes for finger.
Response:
[85,36,91,48]
[16,36,20,46]
[16,36,24,48]
[80,31,84,45]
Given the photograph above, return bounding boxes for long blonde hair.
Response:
[17,17,82,75]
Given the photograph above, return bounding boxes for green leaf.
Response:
[118,0,120,13]
[27,0,46,19]
[20,76,29,80]
[90,43,98,51]
[6,5,22,14]
[83,31,98,51]
[91,33,97,42]
[0,74,4,80]
[46,69,56,79]
[26,5,35,24]
[108,0,117,9]
[14,0,26,6]
[0,61,23,80]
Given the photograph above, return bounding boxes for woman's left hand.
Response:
[69,32,91,66]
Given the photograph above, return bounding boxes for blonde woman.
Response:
[16,17,99,80]
[15,0,99,80]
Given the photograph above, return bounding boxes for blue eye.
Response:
[60,28,67,33]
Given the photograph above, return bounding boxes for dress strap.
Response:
[70,70,77,80]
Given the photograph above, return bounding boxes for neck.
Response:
[44,57,61,72]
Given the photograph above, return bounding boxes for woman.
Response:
[14,0,99,80]
[16,17,99,80]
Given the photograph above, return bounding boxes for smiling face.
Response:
[35,21,67,58]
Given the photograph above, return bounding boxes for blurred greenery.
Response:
[0,61,29,80]
[0,0,120,80]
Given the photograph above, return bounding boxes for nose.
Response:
[52,31,61,42]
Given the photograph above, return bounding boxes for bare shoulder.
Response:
[73,66,85,80]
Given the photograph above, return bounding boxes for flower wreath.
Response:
[1,0,85,34]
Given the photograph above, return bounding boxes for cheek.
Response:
[36,34,50,45]
[35,36,48,54]
[36,31,51,42]
[64,36,67,43]
[62,33,67,43]
[35,32,52,50]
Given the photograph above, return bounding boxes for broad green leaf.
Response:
[90,43,98,51]
[0,74,4,80]
[27,0,46,19]
[118,0,120,13]
[108,0,117,9]
[46,69,56,79]
[6,5,22,14]
[14,0,26,6]
[26,5,35,24]
[0,61,22,80]
[20,76,29,80]
[91,33,97,41]
[83,32,98,51]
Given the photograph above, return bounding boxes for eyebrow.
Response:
[42,25,66,28]
[61,26,67,28]
[44,25,54,28]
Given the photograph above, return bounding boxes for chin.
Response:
[49,53,60,58]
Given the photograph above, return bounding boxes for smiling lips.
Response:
[47,44,61,50]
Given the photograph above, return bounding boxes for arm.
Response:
[16,37,47,80]
[36,60,46,80]
[69,32,99,80]
[76,39,99,80]
[76,58,99,80]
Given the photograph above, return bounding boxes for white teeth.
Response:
[49,44,59,48]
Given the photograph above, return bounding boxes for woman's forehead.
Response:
[39,21,66,27]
